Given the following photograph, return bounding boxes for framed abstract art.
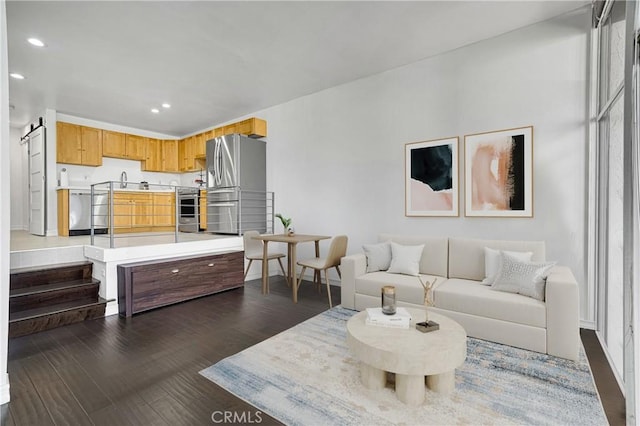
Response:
[405,137,459,217]
[464,126,533,217]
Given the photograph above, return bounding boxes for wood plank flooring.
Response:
[3,277,626,425]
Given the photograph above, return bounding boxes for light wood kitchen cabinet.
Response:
[80,126,103,166]
[102,130,127,158]
[112,192,133,232]
[194,133,206,159]
[214,127,224,137]
[152,193,175,229]
[57,189,70,237]
[199,190,207,230]
[125,134,147,160]
[112,191,152,233]
[162,140,179,172]
[143,138,162,171]
[56,122,103,166]
[131,193,153,230]
[237,117,267,138]
[179,137,196,171]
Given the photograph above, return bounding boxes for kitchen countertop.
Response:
[56,186,180,193]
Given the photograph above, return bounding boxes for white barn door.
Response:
[28,126,46,236]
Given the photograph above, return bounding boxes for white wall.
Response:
[0,0,12,404]
[9,126,27,230]
[253,9,592,321]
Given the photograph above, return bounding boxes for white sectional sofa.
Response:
[340,234,580,360]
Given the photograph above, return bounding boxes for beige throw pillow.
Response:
[491,252,556,301]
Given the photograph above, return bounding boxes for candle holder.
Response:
[381,285,396,315]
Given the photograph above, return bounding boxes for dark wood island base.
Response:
[117,250,244,317]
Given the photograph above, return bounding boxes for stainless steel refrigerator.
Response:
[206,134,267,234]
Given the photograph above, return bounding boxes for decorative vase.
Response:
[381,285,396,315]
[287,225,295,236]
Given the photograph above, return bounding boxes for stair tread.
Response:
[10,261,93,276]
[9,297,109,323]
[10,278,100,298]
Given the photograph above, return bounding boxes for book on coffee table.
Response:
[365,307,411,329]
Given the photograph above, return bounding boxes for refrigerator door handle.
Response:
[215,139,222,187]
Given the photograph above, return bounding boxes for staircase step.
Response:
[10,261,93,290]
[10,279,101,313]
[9,298,110,338]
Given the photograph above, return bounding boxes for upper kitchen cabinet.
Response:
[102,131,146,160]
[56,122,103,166]
[142,138,163,171]
[179,136,205,172]
[162,140,179,172]
[194,133,206,159]
[237,118,267,138]
[214,117,267,139]
[124,134,147,160]
[102,130,127,158]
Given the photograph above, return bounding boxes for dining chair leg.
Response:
[335,265,342,279]
[277,258,288,284]
[243,259,253,280]
[324,268,332,308]
[296,266,307,299]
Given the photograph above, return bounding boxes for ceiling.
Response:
[6,1,587,137]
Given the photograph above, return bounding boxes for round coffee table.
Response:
[346,308,467,405]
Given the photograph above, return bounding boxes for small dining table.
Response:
[252,233,330,303]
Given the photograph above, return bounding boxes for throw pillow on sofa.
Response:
[491,252,556,301]
[362,241,392,272]
[481,247,533,285]
[387,242,424,276]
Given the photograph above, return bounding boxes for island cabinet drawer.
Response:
[117,251,244,317]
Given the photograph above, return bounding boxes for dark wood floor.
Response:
[1,277,626,425]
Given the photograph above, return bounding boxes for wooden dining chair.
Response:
[243,231,287,282]
[296,235,348,307]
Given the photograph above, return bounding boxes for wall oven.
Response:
[177,188,199,233]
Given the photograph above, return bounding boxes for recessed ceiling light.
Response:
[162,103,171,109]
[151,108,160,113]
[27,38,45,47]
[10,73,25,80]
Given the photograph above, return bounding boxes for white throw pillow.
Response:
[387,242,424,276]
[481,247,533,285]
[362,241,392,273]
[491,252,556,301]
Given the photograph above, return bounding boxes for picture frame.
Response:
[405,137,459,217]
[464,126,533,217]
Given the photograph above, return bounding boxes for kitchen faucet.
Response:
[120,171,127,189]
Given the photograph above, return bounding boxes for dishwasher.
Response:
[69,190,109,236]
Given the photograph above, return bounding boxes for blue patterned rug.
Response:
[200,307,607,425]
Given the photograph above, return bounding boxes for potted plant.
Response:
[275,213,295,236]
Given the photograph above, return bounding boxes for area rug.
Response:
[200,307,607,425]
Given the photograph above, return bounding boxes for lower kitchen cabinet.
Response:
[112,191,153,233]
[117,251,244,317]
[199,190,207,230]
[152,193,176,229]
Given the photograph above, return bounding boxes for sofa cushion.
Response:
[448,237,546,281]
[363,241,392,272]
[378,234,448,277]
[387,242,423,276]
[433,278,546,328]
[355,272,447,306]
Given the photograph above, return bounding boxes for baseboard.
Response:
[104,301,119,317]
[0,373,10,405]
[580,319,596,330]
[595,330,626,396]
